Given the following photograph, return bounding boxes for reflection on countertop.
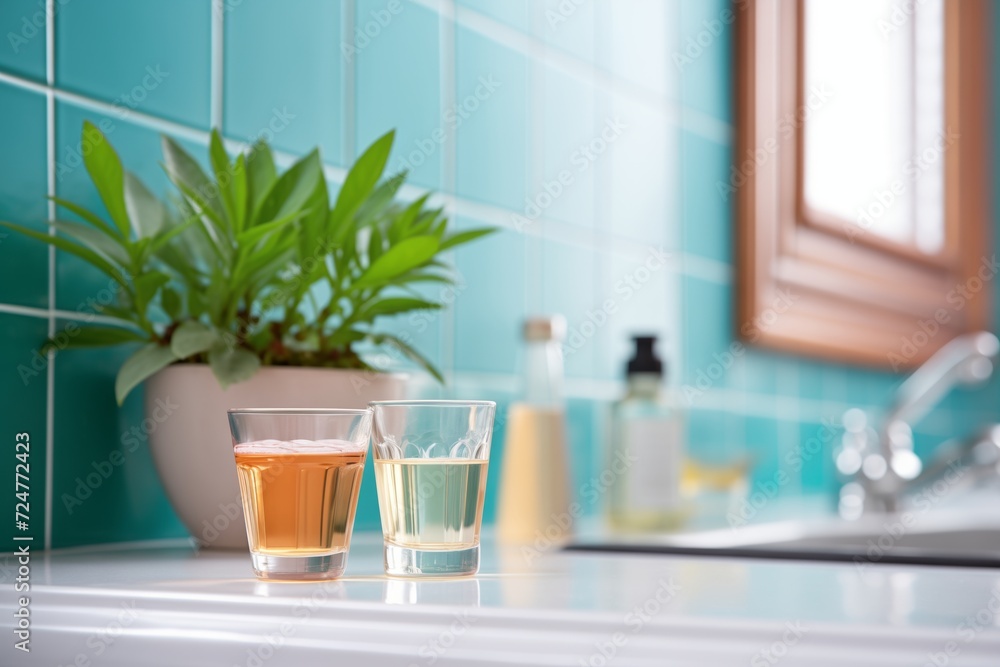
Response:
[3,530,1000,666]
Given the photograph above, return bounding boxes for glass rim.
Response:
[368,400,496,408]
[227,408,371,416]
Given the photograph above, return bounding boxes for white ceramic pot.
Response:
[144,364,406,549]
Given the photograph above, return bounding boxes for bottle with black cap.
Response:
[608,335,685,531]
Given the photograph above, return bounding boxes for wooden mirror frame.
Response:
[735,0,992,370]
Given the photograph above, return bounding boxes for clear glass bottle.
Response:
[608,335,686,531]
[496,316,573,543]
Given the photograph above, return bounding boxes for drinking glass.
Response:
[228,408,372,580]
[370,400,496,577]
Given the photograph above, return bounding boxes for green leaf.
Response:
[123,172,166,238]
[330,130,394,238]
[353,171,407,229]
[246,141,277,217]
[253,150,323,227]
[52,220,129,265]
[161,135,226,222]
[170,320,220,358]
[115,343,177,405]
[236,208,303,247]
[352,235,439,290]
[44,325,146,352]
[134,271,170,312]
[389,194,429,242]
[367,225,384,264]
[81,121,130,237]
[50,196,121,240]
[374,333,444,383]
[161,286,182,320]
[0,221,124,284]
[209,344,261,388]
[356,297,441,321]
[209,130,237,226]
[440,226,495,251]
[232,153,248,231]
[147,215,199,256]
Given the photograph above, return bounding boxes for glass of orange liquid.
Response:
[227,408,372,580]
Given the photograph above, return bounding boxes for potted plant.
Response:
[2,122,492,547]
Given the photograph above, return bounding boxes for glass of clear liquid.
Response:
[370,400,496,577]
[228,408,372,581]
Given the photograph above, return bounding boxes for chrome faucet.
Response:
[836,331,1000,517]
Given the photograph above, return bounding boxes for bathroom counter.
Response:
[4,533,999,666]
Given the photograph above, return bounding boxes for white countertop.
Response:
[3,532,1000,666]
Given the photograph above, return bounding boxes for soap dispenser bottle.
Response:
[608,335,685,531]
[496,316,573,544]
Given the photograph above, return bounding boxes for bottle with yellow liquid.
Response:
[496,316,573,545]
[608,335,686,532]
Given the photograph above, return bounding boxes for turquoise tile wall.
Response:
[0,1,997,552]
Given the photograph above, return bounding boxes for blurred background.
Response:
[0,0,996,550]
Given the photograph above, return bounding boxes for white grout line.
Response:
[210,0,224,130]
[44,0,56,552]
[341,0,356,164]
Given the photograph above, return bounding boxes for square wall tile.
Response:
[51,337,186,547]
[0,0,46,81]
[56,0,211,128]
[54,101,206,310]
[457,0,530,32]
[0,82,48,308]
[604,92,676,246]
[539,66,596,228]
[0,313,48,552]
[678,0,733,123]
[455,26,528,211]
[224,0,342,160]
[453,220,526,375]
[680,130,731,263]
[542,234,597,379]
[355,0,441,188]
